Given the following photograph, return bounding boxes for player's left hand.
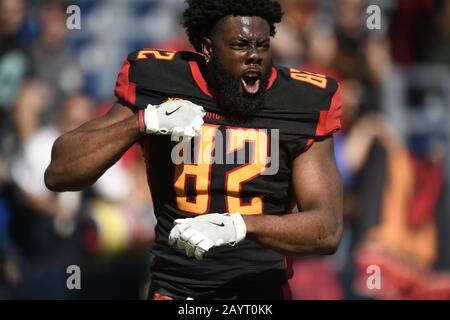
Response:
[169,213,247,260]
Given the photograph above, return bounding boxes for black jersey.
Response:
[114,49,341,294]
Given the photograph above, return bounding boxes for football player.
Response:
[45,0,343,300]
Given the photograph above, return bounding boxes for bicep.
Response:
[292,137,343,214]
[50,102,135,161]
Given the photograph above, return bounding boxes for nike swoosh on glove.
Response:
[168,213,247,260]
[144,99,205,140]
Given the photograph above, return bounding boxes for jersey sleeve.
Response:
[290,76,342,157]
[113,49,204,112]
[114,52,138,111]
[113,49,181,112]
[312,79,342,138]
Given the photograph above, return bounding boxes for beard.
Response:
[209,51,271,120]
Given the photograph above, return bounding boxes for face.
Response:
[202,16,273,119]
[0,0,26,36]
[58,96,93,133]
[40,6,68,50]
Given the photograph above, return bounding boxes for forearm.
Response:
[45,115,141,192]
[243,209,343,256]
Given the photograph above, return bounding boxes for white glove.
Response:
[169,213,247,260]
[144,99,205,139]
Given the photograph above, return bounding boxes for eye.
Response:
[258,41,270,50]
[231,41,247,50]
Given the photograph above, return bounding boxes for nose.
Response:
[245,46,263,66]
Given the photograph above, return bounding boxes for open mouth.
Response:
[241,73,261,95]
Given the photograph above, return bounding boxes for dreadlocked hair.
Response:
[183,0,283,52]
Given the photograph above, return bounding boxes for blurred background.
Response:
[0,0,449,299]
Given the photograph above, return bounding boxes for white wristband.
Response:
[144,104,159,133]
[229,213,247,243]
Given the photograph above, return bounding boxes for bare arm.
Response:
[45,103,141,192]
[243,137,344,256]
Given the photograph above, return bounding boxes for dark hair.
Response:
[183,0,283,52]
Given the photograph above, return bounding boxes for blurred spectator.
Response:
[424,0,450,68]
[332,0,367,79]
[302,27,340,79]
[272,0,319,67]
[336,83,401,192]
[352,139,450,299]
[0,0,30,297]
[30,0,84,125]
[0,0,30,159]
[12,80,51,145]
[390,0,435,66]
[278,0,318,38]
[271,19,304,68]
[288,258,345,300]
[361,36,406,137]
[11,94,92,216]
[0,0,29,108]
[3,94,93,299]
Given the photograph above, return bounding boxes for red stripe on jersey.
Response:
[114,58,136,105]
[189,61,278,97]
[267,67,277,90]
[304,138,315,152]
[315,83,342,137]
[189,60,213,97]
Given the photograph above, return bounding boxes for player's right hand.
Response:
[144,99,205,139]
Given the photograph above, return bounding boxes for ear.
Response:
[201,37,213,63]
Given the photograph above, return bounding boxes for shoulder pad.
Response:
[114,49,204,109]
